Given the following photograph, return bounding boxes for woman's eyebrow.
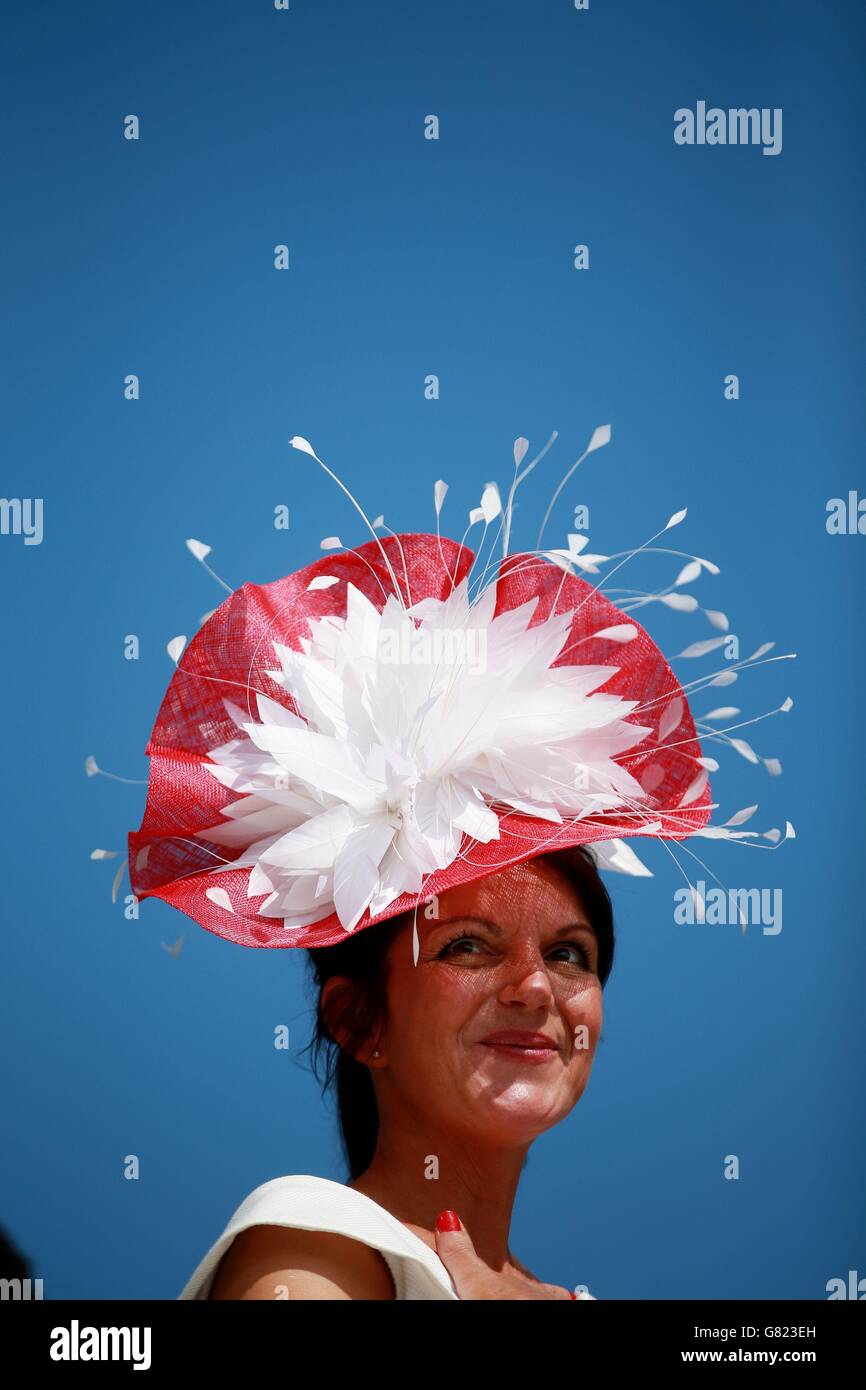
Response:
[551,920,597,940]
[435,914,596,939]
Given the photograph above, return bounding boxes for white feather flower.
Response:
[193,575,651,932]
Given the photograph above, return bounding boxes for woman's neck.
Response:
[347,1130,532,1274]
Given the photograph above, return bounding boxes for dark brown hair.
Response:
[301,845,615,1181]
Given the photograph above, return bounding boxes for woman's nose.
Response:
[497,962,554,1008]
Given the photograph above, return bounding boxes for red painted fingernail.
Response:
[435,1210,461,1232]
[569,1290,577,1299]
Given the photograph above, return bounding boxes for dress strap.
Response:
[177,1174,458,1300]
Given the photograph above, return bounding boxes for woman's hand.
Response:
[433,1211,577,1300]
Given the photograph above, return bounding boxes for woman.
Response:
[128,434,790,1299]
[186,846,609,1300]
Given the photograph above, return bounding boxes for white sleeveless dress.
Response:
[176,1174,596,1301]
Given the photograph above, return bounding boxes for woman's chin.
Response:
[456,1077,575,1138]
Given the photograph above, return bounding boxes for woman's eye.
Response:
[549,943,594,971]
[438,934,483,958]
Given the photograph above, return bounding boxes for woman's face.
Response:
[372,857,603,1148]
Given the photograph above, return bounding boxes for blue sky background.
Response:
[1,0,864,1299]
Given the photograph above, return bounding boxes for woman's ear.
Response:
[320,975,352,1050]
[321,976,384,1065]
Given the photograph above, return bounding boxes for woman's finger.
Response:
[433,1210,486,1295]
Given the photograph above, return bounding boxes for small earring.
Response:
[372,1049,380,1057]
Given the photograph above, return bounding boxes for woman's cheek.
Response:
[564,982,602,1054]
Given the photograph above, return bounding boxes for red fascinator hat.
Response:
[125,429,794,950]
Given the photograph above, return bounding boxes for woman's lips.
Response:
[479,1033,559,1064]
[481,1042,558,1064]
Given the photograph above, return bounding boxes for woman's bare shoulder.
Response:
[208,1223,396,1301]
